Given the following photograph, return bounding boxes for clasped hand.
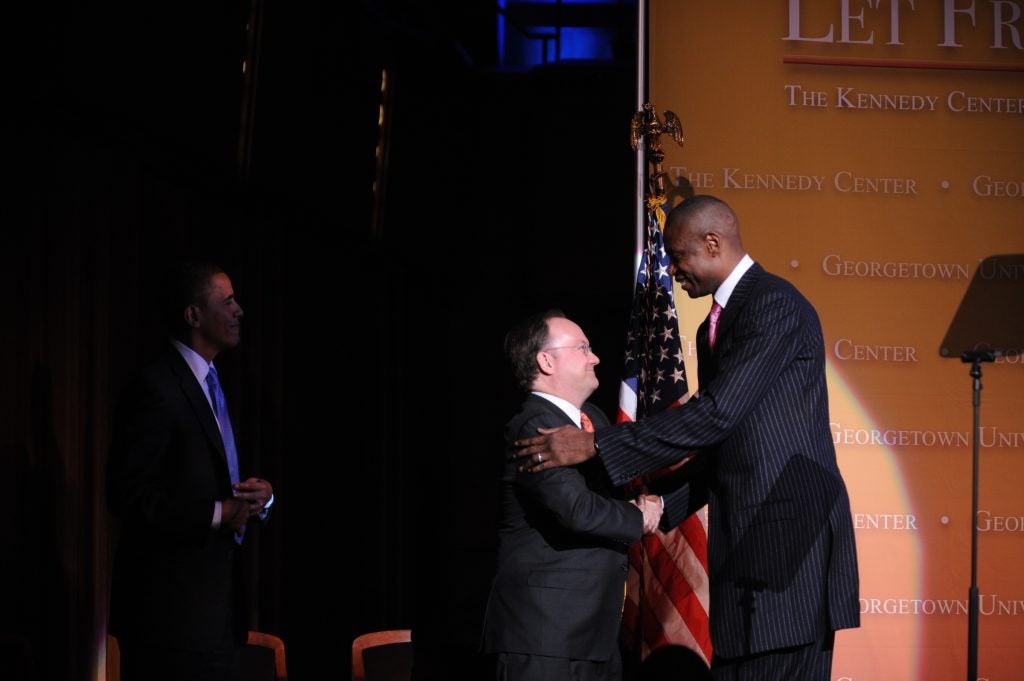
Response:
[631,494,664,535]
[222,477,273,532]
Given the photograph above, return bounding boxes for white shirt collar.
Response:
[714,254,755,308]
[171,338,216,403]
[531,391,583,428]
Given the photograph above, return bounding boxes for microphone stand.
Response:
[942,254,1024,680]
[961,350,996,681]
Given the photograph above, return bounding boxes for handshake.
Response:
[631,494,664,535]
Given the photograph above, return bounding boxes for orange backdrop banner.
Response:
[649,2,1024,680]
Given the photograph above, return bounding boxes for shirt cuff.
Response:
[258,494,275,521]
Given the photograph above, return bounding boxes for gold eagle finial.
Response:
[630,103,684,152]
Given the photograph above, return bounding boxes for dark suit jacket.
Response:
[107,346,250,651]
[481,395,642,661]
[598,263,860,658]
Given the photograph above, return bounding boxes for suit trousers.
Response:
[710,631,835,681]
[493,649,622,681]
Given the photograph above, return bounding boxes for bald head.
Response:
[663,195,747,299]
[667,195,743,251]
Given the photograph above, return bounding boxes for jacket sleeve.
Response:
[512,410,643,544]
[642,452,711,530]
[106,372,218,543]
[598,283,806,486]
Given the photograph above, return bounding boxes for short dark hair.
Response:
[504,309,565,392]
[666,194,728,229]
[160,260,225,336]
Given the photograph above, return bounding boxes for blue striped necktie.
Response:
[206,365,243,543]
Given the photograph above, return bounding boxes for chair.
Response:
[105,631,287,681]
[351,629,412,681]
[106,634,120,681]
[242,630,288,681]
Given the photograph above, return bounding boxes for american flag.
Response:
[617,198,712,666]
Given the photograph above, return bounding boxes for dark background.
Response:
[1,1,642,678]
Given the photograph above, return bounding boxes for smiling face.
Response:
[664,197,743,300]
[533,316,600,407]
[186,272,244,361]
[664,218,722,299]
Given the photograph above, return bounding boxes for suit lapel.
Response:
[524,393,574,427]
[697,316,711,351]
[165,349,229,463]
[713,262,764,351]
[697,263,763,386]
[527,394,610,432]
[582,403,610,430]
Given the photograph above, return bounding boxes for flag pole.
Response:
[622,102,695,669]
[634,0,648,278]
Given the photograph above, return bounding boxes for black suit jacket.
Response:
[481,395,642,661]
[107,346,250,651]
[598,263,860,658]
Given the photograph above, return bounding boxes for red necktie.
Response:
[708,301,723,349]
[580,411,595,433]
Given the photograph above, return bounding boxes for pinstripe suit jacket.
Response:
[599,263,860,658]
[481,395,642,662]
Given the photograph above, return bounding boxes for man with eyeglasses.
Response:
[514,196,860,681]
[481,309,663,681]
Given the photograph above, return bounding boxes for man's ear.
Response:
[705,232,721,256]
[184,304,202,328]
[536,350,555,376]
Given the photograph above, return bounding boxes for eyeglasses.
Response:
[542,343,594,355]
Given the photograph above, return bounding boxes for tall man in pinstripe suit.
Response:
[515,196,860,680]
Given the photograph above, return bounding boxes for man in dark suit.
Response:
[482,309,663,681]
[107,260,274,681]
[515,196,860,680]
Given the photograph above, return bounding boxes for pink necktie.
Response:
[580,411,595,433]
[708,301,723,349]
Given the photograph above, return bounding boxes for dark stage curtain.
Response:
[2,2,636,679]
